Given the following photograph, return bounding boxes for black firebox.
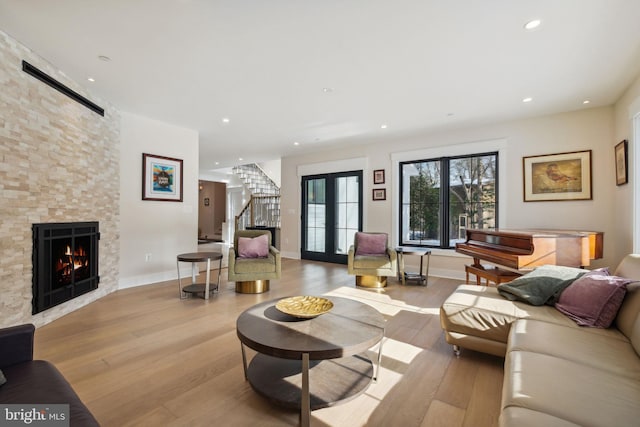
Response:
[32,222,100,314]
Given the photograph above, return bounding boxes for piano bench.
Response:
[465,264,521,286]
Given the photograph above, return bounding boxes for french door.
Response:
[301,171,362,264]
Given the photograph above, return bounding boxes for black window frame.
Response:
[398,151,499,249]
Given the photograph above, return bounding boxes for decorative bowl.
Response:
[275,296,334,318]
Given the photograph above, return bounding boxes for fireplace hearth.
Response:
[32,222,100,314]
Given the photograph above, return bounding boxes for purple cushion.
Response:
[237,234,269,258]
[555,269,631,328]
[355,232,387,256]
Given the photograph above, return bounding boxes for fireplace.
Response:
[32,222,100,314]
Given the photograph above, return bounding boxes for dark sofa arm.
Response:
[0,324,35,368]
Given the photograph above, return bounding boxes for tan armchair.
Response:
[347,232,397,288]
[228,229,281,293]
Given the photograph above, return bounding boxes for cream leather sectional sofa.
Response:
[440,254,640,427]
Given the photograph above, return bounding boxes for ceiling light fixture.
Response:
[238,157,243,161]
[322,87,333,93]
[87,77,95,82]
[294,141,300,146]
[583,100,591,104]
[380,124,388,129]
[222,117,230,123]
[522,97,533,103]
[524,19,541,30]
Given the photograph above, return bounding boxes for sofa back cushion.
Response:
[614,254,640,355]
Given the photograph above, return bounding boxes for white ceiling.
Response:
[1,0,640,171]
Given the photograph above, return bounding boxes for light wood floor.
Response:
[34,258,504,427]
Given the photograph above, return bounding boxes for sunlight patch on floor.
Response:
[311,339,427,424]
[313,349,427,425]
[371,337,423,366]
[325,286,439,316]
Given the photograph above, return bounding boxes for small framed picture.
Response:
[373,169,385,184]
[142,153,184,202]
[372,188,386,201]
[615,140,628,186]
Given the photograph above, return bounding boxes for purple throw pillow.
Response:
[238,234,269,258]
[355,232,387,256]
[555,269,631,328]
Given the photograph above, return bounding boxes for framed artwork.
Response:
[142,153,183,202]
[372,188,386,201]
[373,169,385,184]
[615,140,628,186]
[522,150,592,202]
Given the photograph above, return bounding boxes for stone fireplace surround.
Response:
[0,29,120,327]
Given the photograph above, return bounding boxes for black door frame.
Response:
[301,170,363,264]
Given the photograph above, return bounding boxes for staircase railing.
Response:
[235,195,281,232]
[232,163,281,233]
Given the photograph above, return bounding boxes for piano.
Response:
[456,228,604,271]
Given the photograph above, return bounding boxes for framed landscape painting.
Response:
[522,150,592,202]
[142,153,183,202]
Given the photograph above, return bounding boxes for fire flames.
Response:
[62,245,88,270]
[55,244,89,284]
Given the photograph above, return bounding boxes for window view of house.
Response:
[400,152,497,248]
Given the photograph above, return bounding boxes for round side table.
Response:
[176,252,223,300]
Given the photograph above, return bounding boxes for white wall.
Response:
[258,159,282,187]
[119,112,199,288]
[281,106,622,279]
[613,73,640,260]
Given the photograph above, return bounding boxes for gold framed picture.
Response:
[522,150,592,202]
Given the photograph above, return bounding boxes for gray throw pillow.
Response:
[497,264,588,305]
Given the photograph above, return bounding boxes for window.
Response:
[399,152,498,248]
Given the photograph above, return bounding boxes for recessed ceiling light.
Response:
[293,141,300,146]
[522,97,533,103]
[322,87,333,93]
[380,124,388,129]
[215,162,219,165]
[98,55,111,62]
[583,100,591,104]
[238,157,243,161]
[87,77,95,82]
[524,19,541,30]
[222,117,230,123]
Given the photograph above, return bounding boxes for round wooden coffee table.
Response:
[236,296,385,427]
